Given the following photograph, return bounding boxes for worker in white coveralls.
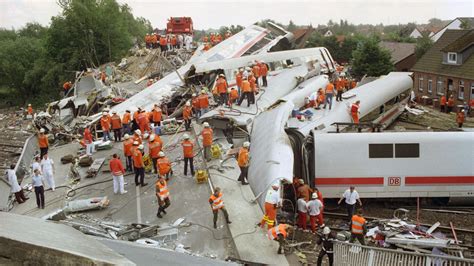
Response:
[40,153,56,191]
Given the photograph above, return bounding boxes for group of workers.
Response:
[439,94,467,128]
[145,33,192,51]
[202,31,233,51]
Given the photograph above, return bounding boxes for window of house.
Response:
[471,83,474,101]
[395,143,420,158]
[459,80,464,100]
[436,77,443,95]
[428,79,432,93]
[418,76,423,91]
[369,144,393,158]
[447,52,457,64]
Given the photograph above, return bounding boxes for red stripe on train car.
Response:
[405,176,474,185]
[315,177,384,185]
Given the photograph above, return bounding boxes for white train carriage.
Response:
[313,131,474,199]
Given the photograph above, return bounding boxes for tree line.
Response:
[0,0,151,107]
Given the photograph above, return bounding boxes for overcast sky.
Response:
[1,0,473,30]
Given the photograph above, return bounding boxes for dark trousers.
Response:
[350,233,366,245]
[34,186,45,208]
[238,166,248,184]
[346,203,355,221]
[237,92,252,107]
[262,75,267,87]
[317,250,334,266]
[213,207,230,226]
[184,157,195,176]
[134,167,145,185]
[113,128,122,142]
[40,147,48,158]
[14,190,27,204]
[161,45,167,51]
[447,106,453,113]
[151,157,158,173]
[440,105,445,112]
[219,93,228,105]
[184,119,191,131]
[458,123,463,128]
[126,156,133,171]
[336,90,343,101]
[157,197,170,215]
[250,92,255,104]
[122,124,131,136]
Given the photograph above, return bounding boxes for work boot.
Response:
[277,248,282,254]
[156,213,163,218]
[162,208,167,214]
[227,221,232,224]
[141,183,148,187]
[213,223,217,229]
[241,181,249,185]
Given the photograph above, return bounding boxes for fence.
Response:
[334,241,474,266]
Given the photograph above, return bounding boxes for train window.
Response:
[369,144,393,158]
[395,143,419,158]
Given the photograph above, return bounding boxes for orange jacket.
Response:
[122,112,131,124]
[457,112,465,124]
[171,36,177,45]
[241,80,251,92]
[236,73,243,88]
[157,157,171,175]
[181,140,194,158]
[149,138,163,159]
[351,215,366,234]
[111,114,122,130]
[133,149,144,168]
[38,134,49,148]
[326,82,335,93]
[109,158,125,176]
[155,179,169,200]
[249,76,257,92]
[259,64,268,76]
[198,94,209,109]
[351,103,360,113]
[440,96,447,106]
[237,147,249,167]
[137,112,147,127]
[159,37,167,45]
[133,134,142,144]
[183,106,192,120]
[152,108,162,123]
[268,224,289,240]
[216,78,228,94]
[252,65,260,77]
[27,106,33,115]
[63,81,72,91]
[84,128,93,144]
[209,192,224,210]
[201,128,213,147]
[230,90,239,102]
[123,139,133,157]
[192,97,200,109]
[447,98,454,107]
[100,116,111,131]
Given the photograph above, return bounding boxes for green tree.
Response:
[351,37,394,78]
[460,19,472,30]
[415,35,433,59]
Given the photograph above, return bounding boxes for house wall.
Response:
[431,19,462,42]
[395,54,417,71]
[409,29,422,39]
[413,71,473,110]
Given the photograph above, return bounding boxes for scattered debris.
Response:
[63,196,109,213]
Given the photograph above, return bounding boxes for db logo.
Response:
[388,177,401,186]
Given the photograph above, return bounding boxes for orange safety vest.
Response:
[38,134,49,148]
[351,215,366,234]
[216,78,228,94]
[457,112,465,124]
[157,157,171,175]
[123,139,133,156]
[122,112,131,124]
[109,158,125,176]
[183,106,192,120]
[149,139,163,158]
[111,114,122,129]
[268,224,288,240]
[241,80,251,92]
[181,140,194,158]
[447,98,454,107]
[230,90,239,101]
[156,180,169,200]
[132,134,142,144]
[209,192,224,210]
[326,82,335,93]
[236,73,243,88]
[100,116,111,131]
[259,64,268,76]
[152,108,162,122]
[249,76,257,92]
[237,147,249,167]
[198,94,209,109]
[440,96,447,106]
[27,106,33,115]
[133,149,143,168]
[201,128,213,147]
[192,97,200,109]
[252,65,260,77]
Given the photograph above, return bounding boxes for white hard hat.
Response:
[192,93,197,97]
[312,192,318,199]
[39,128,45,133]
[143,133,149,139]
[133,141,139,145]
[138,144,144,150]
[243,141,250,148]
[149,134,155,141]
[219,74,225,77]
[183,133,190,139]
[323,226,331,235]
[246,67,251,71]
[102,111,108,115]
[185,101,191,106]
[299,116,306,121]
[299,179,305,184]
[271,181,280,188]
[159,151,165,157]
[112,110,117,114]
[28,103,31,106]
[203,122,209,127]
[201,89,206,94]
[134,129,141,135]
[239,68,243,72]
[124,134,130,140]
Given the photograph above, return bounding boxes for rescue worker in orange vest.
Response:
[259,182,281,229]
[63,81,73,95]
[216,33,222,43]
[183,101,193,131]
[159,35,167,51]
[216,74,228,106]
[335,79,344,102]
[236,68,243,95]
[351,100,361,124]
[252,63,260,87]
[132,129,142,145]
[151,104,163,126]
[131,107,141,131]
[447,94,455,113]
[123,134,134,172]
[324,81,335,110]
[38,128,49,158]
[181,134,195,176]
[268,224,293,254]
[191,93,201,119]
[457,109,465,128]
[153,33,160,49]
[315,89,325,109]
[237,141,250,185]
[259,61,268,87]
[145,33,151,49]
[84,126,94,156]
[296,179,312,201]
[100,111,111,141]
[110,111,122,142]
[209,187,231,229]
[171,35,177,50]
[203,36,209,43]
[100,71,106,84]
[137,109,148,134]
[350,209,367,245]
[155,175,170,218]
[201,122,213,161]
[210,32,215,44]
[122,110,132,136]
[133,144,147,187]
[350,79,357,89]
[157,151,173,180]
[248,73,257,104]
[203,42,212,51]
[224,30,232,39]
[109,153,127,195]
[229,87,239,105]
[198,90,210,117]
[237,77,252,107]
[27,104,33,117]
[148,134,163,174]
[440,94,447,112]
